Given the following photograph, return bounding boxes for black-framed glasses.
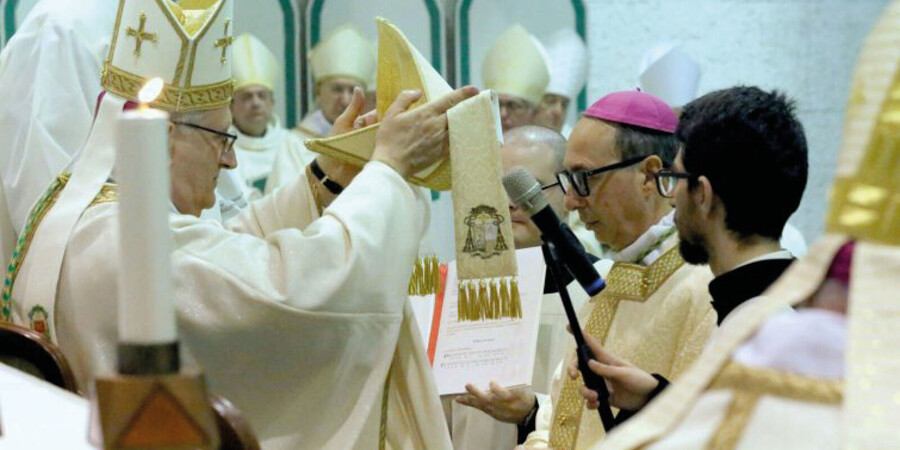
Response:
[555,155,650,197]
[172,121,237,153]
[654,169,695,198]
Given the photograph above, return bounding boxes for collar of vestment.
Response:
[709,256,794,325]
[297,109,332,137]
[231,116,282,151]
[605,211,676,265]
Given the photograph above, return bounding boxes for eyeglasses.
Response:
[172,121,237,154]
[555,155,650,197]
[653,169,695,198]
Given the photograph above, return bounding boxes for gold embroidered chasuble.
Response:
[543,239,716,450]
[638,359,843,450]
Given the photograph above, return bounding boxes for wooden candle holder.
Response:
[89,343,219,449]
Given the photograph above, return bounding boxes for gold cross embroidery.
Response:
[125,12,158,58]
[214,19,234,65]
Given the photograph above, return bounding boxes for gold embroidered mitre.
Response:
[305,17,454,190]
[101,0,234,112]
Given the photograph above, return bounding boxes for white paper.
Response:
[409,294,436,349]
[431,247,546,395]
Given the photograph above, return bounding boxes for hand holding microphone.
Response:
[502,167,616,431]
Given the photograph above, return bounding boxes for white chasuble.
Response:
[10,162,451,449]
[232,117,315,199]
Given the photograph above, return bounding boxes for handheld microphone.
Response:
[502,167,605,296]
[503,166,616,431]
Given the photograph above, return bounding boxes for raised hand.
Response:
[372,86,479,177]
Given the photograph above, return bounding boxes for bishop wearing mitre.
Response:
[3,1,475,448]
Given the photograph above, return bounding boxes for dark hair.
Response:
[610,122,678,167]
[677,86,808,241]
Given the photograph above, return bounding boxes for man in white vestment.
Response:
[482,25,551,132]
[230,33,315,198]
[0,0,245,236]
[455,91,716,450]
[268,26,375,192]
[5,2,474,448]
[595,5,900,446]
[534,29,588,137]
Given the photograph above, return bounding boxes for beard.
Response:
[678,231,710,265]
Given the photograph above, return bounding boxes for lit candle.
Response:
[115,78,176,345]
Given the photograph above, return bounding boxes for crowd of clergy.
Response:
[0,0,897,448]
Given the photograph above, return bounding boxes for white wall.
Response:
[581,0,890,242]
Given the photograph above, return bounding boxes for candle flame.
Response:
[138,77,164,104]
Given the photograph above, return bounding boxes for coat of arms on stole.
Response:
[462,205,509,259]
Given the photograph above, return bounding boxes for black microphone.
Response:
[503,166,616,431]
[502,167,605,296]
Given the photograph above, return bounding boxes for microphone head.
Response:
[502,166,549,216]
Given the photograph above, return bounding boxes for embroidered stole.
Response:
[548,246,684,449]
[2,173,117,340]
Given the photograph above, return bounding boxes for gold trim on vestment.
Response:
[379,367,391,450]
[2,173,117,324]
[705,360,843,450]
[102,63,234,112]
[549,246,685,450]
[826,39,900,246]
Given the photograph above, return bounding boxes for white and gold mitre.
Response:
[309,25,376,88]
[305,18,453,190]
[101,0,234,112]
[232,33,279,92]
[543,28,588,101]
[481,25,550,105]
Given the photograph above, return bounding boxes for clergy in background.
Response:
[5,1,471,447]
[230,33,315,198]
[534,29,589,137]
[596,4,899,446]
[268,25,375,193]
[482,25,551,132]
[457,91,716,450]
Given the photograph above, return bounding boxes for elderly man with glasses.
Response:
[454,90,717,450]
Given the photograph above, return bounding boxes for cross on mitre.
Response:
[214,19,234,65]
[126,12,158,58]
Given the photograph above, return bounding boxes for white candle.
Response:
[115,86,175,345]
